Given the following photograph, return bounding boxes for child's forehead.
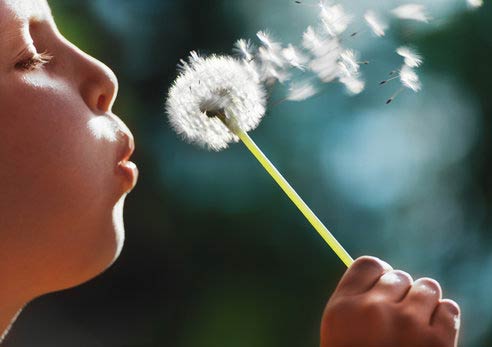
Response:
[0,0,52,48]
[0,0,52,29]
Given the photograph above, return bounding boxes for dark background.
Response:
[4,1,492,346]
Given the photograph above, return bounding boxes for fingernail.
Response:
[415,282,437,295]
[453,315,461,330]
[380,272,402,285]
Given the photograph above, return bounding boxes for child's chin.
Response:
[60,195,128,291]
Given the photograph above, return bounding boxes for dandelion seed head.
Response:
[392,4,431,23]
[399,64,421,92]
[364,10,387,37]
[287,81,318,101]
[166,52,267,151]
[467,0,483,8]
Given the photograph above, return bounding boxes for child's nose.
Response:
[78,53,119,115]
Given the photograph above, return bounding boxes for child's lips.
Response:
[117,134,139,192]
[118,160,139,192]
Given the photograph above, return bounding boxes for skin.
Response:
[320,256,461,347]
[0,0,138,340]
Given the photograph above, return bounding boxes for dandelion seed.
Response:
[286,80,318,101]
[467,0,483,8]
[310,52,340,83]
[256,31,281,51]
[399,64,421,92]
[302,26,323,53]
[282,44,309,70]
[319,2,352,37]
[166,52,267,151]
[339,75,365,94]
[336,49,365,94]
[392,4,431,23]
[258,46,285,68]
[379,75,399,85]
[338,49,360,75]
[234,39,255,62]
[396,46,423,67]
[364,10,387,37]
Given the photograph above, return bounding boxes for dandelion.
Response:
[166,52,267,151]
[391,4,431,23]
[286,80,318,101]
[467,0,483,8]
[166,50,354,267]
[396,46,423,68]
[364,10,387,37]
[166,0,432,266]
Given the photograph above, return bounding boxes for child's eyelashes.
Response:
[15,51,53,71]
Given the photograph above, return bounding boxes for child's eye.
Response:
[15,51,53,71]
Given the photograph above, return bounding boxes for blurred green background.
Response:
[5,0,492,346]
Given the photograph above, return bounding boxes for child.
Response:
[0,1,460,346]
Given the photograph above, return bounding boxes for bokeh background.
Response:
[4,0,491,346]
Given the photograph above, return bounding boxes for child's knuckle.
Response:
[352,256,391,274]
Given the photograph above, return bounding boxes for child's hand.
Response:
[320,256,460,347]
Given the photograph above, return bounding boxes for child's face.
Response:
[0,0,138,297]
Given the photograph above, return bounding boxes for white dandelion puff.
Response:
[396,46,423,68]
[166,52,267,151]
[282,44,309,70]
[233,39,255,62]
[467,0,483,8]
[399,64,421,92]
[286,80,318,101]
[319,2,352,36]
[391,4,431,23]
[364,10,387,37]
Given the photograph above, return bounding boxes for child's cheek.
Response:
[0,74,117,207]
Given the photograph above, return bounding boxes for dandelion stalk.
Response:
[222,115,354,267]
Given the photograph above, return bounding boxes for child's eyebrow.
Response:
[0,3,54,52]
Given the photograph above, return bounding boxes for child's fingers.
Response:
[401,278,442,322]
[431,299,461,332]
[335,256,393,296]
[369,270,413,302]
